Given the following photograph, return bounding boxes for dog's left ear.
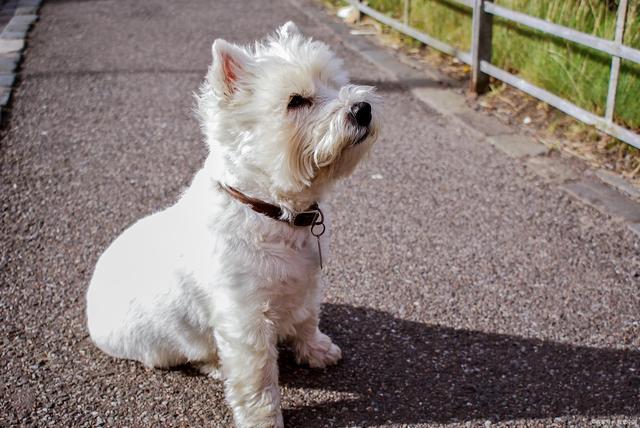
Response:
[277,21,301,38]
[210,39,252,100]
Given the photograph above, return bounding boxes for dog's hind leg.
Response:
[193,350,223,380]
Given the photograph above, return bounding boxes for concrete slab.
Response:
[397,54,448,82]
[358,46,421,81]
[455,109,513,137]
[18,0,42,6]
[561,177,640,223]
[8,14,36,26]
[595,169,640,202]
[15,6,38,15]
[0,38,23,54]
[0,73,15,86]
[0,54,19,72]
[488,134,548,158]
[4,15,36,33]
[526,155,579,183]
[411,86,468,115]
[1,30,27,39]
[0,85,11,105]
[4,20,29,33]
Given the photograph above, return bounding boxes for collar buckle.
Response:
[292,209,320,227]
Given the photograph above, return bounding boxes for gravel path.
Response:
[1,0,638,426]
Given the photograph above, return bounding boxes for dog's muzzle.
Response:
[349,102,372,146]
[349,102,372,127]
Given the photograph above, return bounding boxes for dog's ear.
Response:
[277,21,301,38]
[210,39,252,100]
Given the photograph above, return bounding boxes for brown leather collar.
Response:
[219,184,323,227]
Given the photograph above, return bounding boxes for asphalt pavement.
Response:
[1,0,639,426]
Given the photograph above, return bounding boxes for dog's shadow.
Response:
[278,304,640,426]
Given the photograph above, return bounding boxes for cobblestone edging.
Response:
[0,0,41,123]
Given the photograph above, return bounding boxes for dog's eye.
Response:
[287,94,312,110]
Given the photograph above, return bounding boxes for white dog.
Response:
[86,22,379,427]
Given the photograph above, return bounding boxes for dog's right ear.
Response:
[210,39,252,100]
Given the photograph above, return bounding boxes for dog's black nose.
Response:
[350,102,371,127]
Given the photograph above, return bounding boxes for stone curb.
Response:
[0,0,42,124]
[561,176,640,228]
[595,169,640,202]
[289,0,640,239]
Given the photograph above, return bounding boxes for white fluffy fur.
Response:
[86,22,380,427]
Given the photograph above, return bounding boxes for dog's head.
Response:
[197,22,380,212]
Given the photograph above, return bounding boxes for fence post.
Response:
[470,0,493,94]
[605,0,628,123]
[348,0,362,23]
[403,0,410,25]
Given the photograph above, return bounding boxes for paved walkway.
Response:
[1,0,638,426]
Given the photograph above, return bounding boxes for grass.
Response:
[359,0,640,130]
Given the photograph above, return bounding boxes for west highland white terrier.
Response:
[86,22,380,427]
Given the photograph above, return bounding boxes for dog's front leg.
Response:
[215,318,283,428]
[292,313,342,369]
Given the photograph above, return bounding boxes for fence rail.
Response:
[348,0,640,149]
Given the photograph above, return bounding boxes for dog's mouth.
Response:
[352,129,369,146]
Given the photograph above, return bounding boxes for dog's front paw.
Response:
[231,385,283,428]
[295,331,342,368]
